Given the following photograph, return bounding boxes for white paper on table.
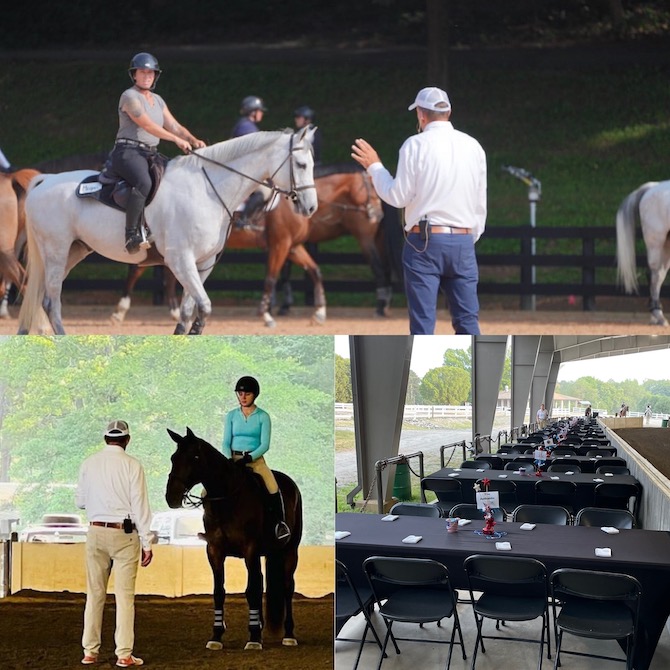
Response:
[593,478,605,483]
[448,472,460,478]
[453,469,462,472]
[334,531,351,540]
[495,542,512,550]
[601,526,620,534]
[519,523,536,531]
[458,518,472,526]
[381,515,399,522]
[565,471,575,475]
[402,535,423,544]
[550,476,560,480]
[476,469,486,472]
[498,474,508,478]
[605,473,614,477]
[595,547,612,557]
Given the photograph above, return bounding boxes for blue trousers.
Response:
[402,232,480,335]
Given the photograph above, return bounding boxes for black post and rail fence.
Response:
[60,224,664,310]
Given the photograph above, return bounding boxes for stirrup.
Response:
[125,228,150,254]
[275,522,291,542]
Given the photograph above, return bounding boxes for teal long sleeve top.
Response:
[221,406,271,460]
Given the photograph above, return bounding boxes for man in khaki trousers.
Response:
[76,420,154,667]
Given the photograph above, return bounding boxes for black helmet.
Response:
[235,376,260,397]
[294,105,315,122]
[128,52,162,90]
[240,96,267,115]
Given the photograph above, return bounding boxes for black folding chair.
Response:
[593,482,639,519]
[547,463,582,474]
[586,448,617,458]
[574,506,635,529]
[336,559,385,670]
[478,479,518,510]
[595,465,630,476]
[464,554,551,670]
[389,502,442,518]
[550,568,641,670]
[363,556,466,670]
[420,478,463,516]
[460,460,492,470]
[534,479,577,516]
[475,455,504,470]
[551,448,576,457]
[512,504,571,525]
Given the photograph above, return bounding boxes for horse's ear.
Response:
[186,427,195,438]
[167,428,182,443]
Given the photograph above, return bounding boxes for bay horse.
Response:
[166,427,302,651]
[616,180,670,326]
[0,168,40,318]
[17,128,317,335]
[110,164,386,327]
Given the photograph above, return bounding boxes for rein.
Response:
[190,133,316,215]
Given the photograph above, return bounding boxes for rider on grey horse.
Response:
[110,52,206,253]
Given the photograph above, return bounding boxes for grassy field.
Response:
[3,43,669,301]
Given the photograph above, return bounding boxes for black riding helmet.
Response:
[294,105,315,122]
[128,52,162,90]
[240,96,267,116]
[235,376,260,398]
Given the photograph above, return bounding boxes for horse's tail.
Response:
[17,183,50,333]
[616,182,657,294]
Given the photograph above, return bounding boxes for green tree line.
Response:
[335,348,670,416]
[0,336,334,545]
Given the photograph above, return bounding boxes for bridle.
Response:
[192,132,317,222]
[316,171,381,224]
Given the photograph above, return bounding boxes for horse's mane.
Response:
[314,162,365,179]
[178,129,295,168]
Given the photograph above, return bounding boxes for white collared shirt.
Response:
[76,444,153,550]
[367,121,487,241]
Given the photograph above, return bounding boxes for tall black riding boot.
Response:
[268,491,291,544]
[125,187,149,254]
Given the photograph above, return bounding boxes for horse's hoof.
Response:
[174,323,187,335]
[205,641,223,651]
[244,642,263,651]
[170,308,180,322]
[110,312,125,324]
[310,306,327,326]
[263,312,277,328]
[649,311,669,326]
[282,638,298,647]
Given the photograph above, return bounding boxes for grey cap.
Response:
[105,420,130,438]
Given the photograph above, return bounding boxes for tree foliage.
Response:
[420,366,470,405]
[0,336,334,545]
[335,355,352,403]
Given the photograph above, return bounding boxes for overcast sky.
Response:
[334,336,670,383]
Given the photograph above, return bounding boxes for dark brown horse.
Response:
[111,164,387,327]
[166,427,302,651]
[0,169,40,318]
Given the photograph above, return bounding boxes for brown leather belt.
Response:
[409,225,471,235]
[90,521,135,530]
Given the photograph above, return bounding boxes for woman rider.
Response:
[221,376,291,543]
[112,52,206,253]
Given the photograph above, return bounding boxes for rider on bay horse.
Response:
[222,376,291,543]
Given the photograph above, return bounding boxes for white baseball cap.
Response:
[408,87,452,113]
[105,420,130,438]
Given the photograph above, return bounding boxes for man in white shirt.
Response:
[76,420,154,667]
[536,403,549,429]
[351,86,487,334]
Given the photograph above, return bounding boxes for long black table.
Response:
[490,453,627,473]
[423,466,641,513]
[336,512,670,670]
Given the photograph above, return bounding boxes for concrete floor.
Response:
[335,600,670,670]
